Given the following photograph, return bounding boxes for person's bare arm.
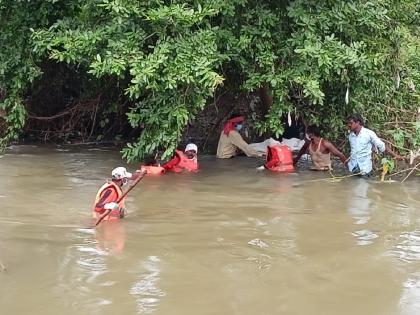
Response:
[385,146,404,160]
[324,140,347,164]
[95,189,113,209]
[293,141,309,164]
[370,130,404,160]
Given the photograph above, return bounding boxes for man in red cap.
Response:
[216,114,262,159]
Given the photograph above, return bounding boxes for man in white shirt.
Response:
[346,114,403,176]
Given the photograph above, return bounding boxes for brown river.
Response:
[0,145,419,315]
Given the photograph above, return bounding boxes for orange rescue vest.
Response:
[140,165,166,175]
[171,150,198,173]
[266,145,294,172]
[93,181,125,222]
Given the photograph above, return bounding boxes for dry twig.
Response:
[401,162,420,183]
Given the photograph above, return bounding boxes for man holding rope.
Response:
[93,167,146,224]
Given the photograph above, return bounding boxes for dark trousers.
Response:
[351,165,372,179]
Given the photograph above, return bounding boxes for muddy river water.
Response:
[0,145,419,315]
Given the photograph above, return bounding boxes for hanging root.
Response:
[26,95,103,143]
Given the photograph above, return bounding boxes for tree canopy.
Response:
[1,0,419,161]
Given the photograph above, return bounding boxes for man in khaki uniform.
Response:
[216,115,262,158]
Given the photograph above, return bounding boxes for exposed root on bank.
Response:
[27,96,100,142]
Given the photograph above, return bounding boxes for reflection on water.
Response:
[95,223,126,255]
[392,231,420,263]
[0,145,419,315]
[351,229,379,246]
[130,256,165,314]
[400,272,420,315]
[347,179,372,225]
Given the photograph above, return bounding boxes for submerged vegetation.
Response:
[1,1,419,171]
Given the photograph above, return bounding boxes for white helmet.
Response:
[185,143,198,153]
[111,167,132,180]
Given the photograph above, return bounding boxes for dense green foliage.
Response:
[1,0,419,161]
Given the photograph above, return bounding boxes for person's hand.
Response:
[135,169,147,175]
[344,158,349,168]
[393,154,405,161]
[104,202,119,210]
[256,165,265,171]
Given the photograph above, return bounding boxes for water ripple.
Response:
[245,254,273,270]
[399,272,420,314]
[351,229,379,246]
[391,231,420,263]
[248,238,269,249]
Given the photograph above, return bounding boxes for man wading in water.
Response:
[346,113,403,177]
[93,167,146,223]
[162,143,199,172]
[216,114,263,159]
[293,125,347,170]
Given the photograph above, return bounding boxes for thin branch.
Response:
[401,162,420,183]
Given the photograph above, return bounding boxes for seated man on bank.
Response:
[293,125,347,170]
[216,114,263,159]
[162,143,198,172]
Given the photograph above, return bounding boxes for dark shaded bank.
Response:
[19,88,304,155]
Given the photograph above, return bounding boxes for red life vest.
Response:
[171,150,198,173]
[140,165,166,175]
[93,181,125,222]
[265,145,294,172]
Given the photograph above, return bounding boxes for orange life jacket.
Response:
[140,165,166,175]
[266,145,294,172]
[93,181,125,222]
[171,150,198,173]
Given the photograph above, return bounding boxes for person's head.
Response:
[111,167,132,186]
[184,143,198,159]
[306,125,321,140]
[223,114,245,135]
[143,155,157,166]
[229,113,245,131]
[347,113,364,132]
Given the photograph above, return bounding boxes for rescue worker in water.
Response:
[162,143,199,172]
[93,167,146,222]
[139,155,166,175]
[257,144,295,172]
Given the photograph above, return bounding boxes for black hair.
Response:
[228,112,243,120]
[347,113,364,126]
[143,155,157,166]
[306,125,321,137]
